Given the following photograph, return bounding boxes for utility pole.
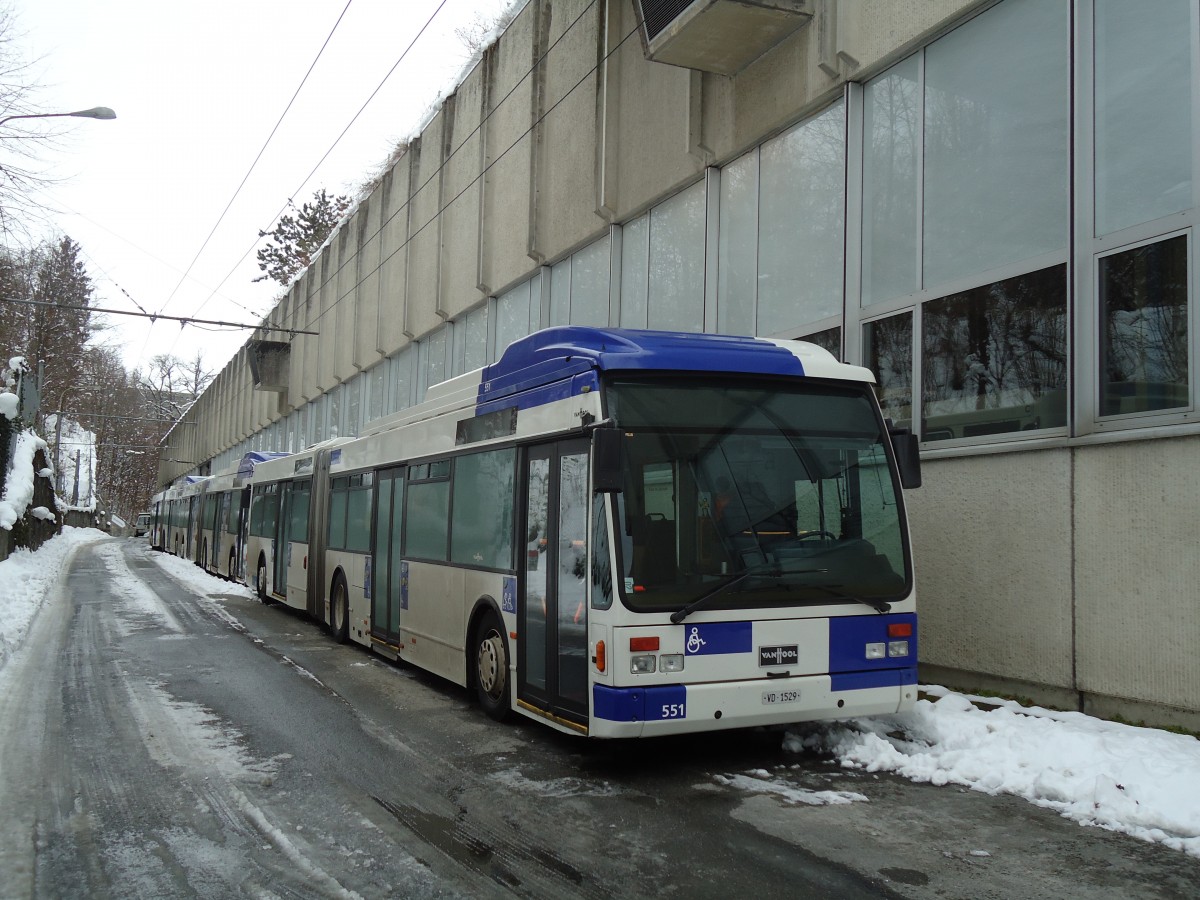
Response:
[72,451,81,505]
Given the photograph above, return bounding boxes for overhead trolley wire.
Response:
[152,0,355,336]
[193,0,454,327]
[282,1,633,340]
[162,4,640,465]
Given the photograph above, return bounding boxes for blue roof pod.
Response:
[478,327,807,408]
[236,450,291,483]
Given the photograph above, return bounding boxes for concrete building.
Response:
[158,0,1200,729]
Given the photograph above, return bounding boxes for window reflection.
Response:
[864,314,913,427]
[1099,236,1189,416]
[922,264,1067,441]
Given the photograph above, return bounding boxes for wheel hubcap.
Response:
[477,631,505,700]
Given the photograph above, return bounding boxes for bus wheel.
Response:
[330,574,350,644]
[256,557,269,603]
[473,613,511,722]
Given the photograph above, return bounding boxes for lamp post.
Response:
[0,106,116,127]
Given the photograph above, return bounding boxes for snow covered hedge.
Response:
[0,386,61,560]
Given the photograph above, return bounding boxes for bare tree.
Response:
[0,5,78,239]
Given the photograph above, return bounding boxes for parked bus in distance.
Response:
[134,512,152,537]
[152,476,210,558]
[192,452,289,580]
[243,441,349,612]
[243,327,922,738]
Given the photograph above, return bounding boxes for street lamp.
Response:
[0,106,117,127]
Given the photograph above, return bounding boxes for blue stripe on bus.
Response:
[593,684,687,722]
[476,327,806,413]
[830,667,917,692]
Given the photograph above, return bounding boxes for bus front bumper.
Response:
[589,668,917,739]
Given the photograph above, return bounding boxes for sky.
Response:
[11,0,520,378]
[1,522,1199,862]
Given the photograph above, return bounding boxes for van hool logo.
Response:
[759,645,798,667]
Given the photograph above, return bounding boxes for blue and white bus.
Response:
[243,327,922,738]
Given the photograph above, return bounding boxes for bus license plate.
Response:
[762,689,800,705]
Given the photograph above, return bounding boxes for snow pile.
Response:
[0,527,108,669]
[788,687,1200,858]
[0,429,51,529]
[0,391,17,419]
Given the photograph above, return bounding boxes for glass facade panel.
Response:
[862,56,920,306]
[619,214,649,329]
[717,150,758,336]
[570,237,609,326]
[923,0,1068,289]
[1099,236,1189,416]
[418,328,448,397]
[464,305,488,372]
[648,183,705,332]
[758,101,846,335]
[368,364,385,422]
[391,348,413,413]
[450,449,516,569]
[864,313,913,427]
[344,376,361,438]
[922,264,1068,441]
[799,327,841,359]
[550,258,570,326]
[1094,0,1193,236]
[495,281,532,357]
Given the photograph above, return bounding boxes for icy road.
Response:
[0,536,1196,898]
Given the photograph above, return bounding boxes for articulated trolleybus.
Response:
[244,327,922,738]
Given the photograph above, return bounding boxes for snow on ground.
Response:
[0,526,108,668]
[1,529,1198,861]
[786,687,1200,858]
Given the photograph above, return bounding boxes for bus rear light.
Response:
[865,642,886,659]
[629,636,659,652]
[888,640,909,657]
[630,654,656,674]
[888,622,912,638]
[594,640,606,672]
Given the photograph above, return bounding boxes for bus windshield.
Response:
[606,377,910,614]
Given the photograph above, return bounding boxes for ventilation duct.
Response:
[634,0,813,75]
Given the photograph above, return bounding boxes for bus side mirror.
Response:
[888,425,922,490]
[592,426,624,493]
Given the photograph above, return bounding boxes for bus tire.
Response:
[472,611,511,722]
[330,573,350,644]
[256,556,269,603]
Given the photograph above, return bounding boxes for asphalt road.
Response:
[0,538,1196,899]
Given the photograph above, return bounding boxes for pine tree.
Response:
[254,189,351,286]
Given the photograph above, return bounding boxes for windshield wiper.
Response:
[670,566,827,624]
[805,582,892,614]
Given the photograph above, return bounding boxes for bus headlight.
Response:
[888,640,909,658]
[660,654,684,673]
[865,642,886,659]
[630,654,656,674]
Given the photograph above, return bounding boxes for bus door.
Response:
[212,492,228,572]
[275,479,311,608]
[371,465,405,643]
[519,439,589,723]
